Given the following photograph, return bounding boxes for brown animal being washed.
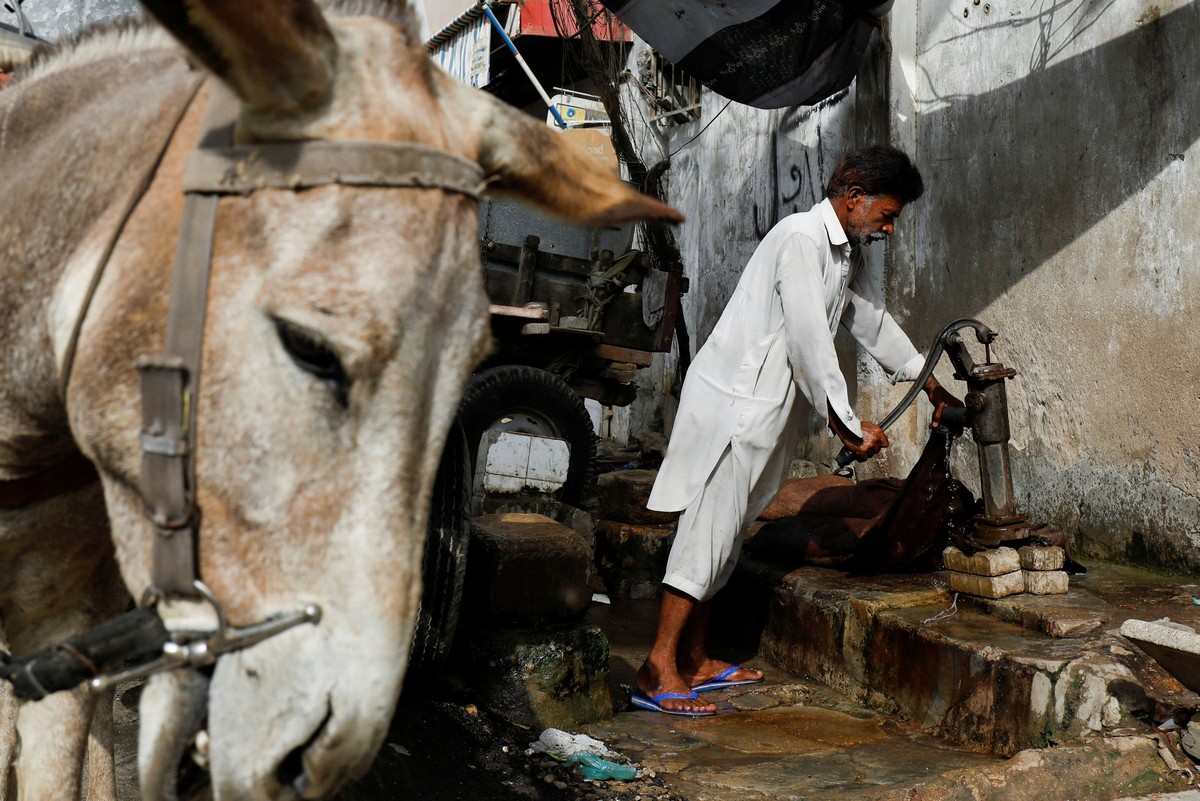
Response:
[749,426,1081,574]
[0,1,681,799]
[749,427,978,572]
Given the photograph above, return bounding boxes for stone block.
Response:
[635,431,668,461]
[464,513,592,626]
[1023,569,1069,595]
[942,545,1021,577]
[467,623,612,730]
[1120,618,1200,695]
[479,494,595,548]
[1019,545,1065,571]
[597,469,679,525]
[594,519,675,600]
[946,569,1025,598]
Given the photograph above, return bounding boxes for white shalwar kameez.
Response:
[648,199,925,601]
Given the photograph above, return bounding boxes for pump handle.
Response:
[832,319,995,476]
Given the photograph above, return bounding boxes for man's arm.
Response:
[776,232,865,437]
[841,267,924,383]
[843,270,963,430]
[922,374,963,427]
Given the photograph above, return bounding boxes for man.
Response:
[633,146,960,716]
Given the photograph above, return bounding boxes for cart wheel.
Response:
[458,365,598,504]
[409,418,471,672]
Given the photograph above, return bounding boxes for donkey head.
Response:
[100,1,681,797]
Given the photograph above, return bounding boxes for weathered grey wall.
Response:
[884,0,1200,572]
[628,1,1200,573]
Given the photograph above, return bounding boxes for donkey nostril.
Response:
[276,703,332,797]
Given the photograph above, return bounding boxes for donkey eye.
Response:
[275,319,349,406]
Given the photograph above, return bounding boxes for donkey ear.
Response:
[464,87,684,227]
[140,0,337,116]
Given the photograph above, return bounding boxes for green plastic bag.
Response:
[566,752,637,781]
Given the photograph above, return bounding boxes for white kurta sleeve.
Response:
[842,263,924,383]
[776,232,862,437]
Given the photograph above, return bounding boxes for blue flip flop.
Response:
[690,665,764,693]
[630,690,716,717]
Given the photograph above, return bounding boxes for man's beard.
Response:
[848,230,886,246]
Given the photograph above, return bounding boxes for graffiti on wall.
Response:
[752,96,846,239]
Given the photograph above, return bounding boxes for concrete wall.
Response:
[893,0,1200,573]
[626,1,1200,573]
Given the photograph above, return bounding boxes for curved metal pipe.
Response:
[833,318,995,475]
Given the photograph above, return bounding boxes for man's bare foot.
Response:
[635,659,717,715]
[681,658,764,689]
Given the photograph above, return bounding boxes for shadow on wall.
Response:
[899,2,1200,571]
[907,0,1200,339]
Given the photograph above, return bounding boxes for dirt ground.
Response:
[337,683,687,801]
[115,673,683,801]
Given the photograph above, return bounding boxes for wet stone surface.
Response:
[109,557,1200,800]
[588,675,1004,801]
[586,598,1005,801]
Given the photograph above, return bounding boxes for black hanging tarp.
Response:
[599,0,892,109]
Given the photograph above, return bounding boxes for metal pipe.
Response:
[833,318,996,474]
[482,3,568,129]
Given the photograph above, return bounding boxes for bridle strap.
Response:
[183,140,486,198]
[137,85,238,599]
[138,85,487,601]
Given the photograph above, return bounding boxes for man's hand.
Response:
[923,376,963,428]
[848,420,890,459]
[829,403,890,460]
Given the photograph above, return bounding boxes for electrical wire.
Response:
[668,99,732,158]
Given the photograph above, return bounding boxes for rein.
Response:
[2,80,486,700]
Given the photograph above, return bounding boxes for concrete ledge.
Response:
[866,736,1178,801]
[1120,619,1200,695]
[597,469,680,525]
[743,559,1196,756]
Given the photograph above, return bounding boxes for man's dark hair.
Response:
[826,146,924,203]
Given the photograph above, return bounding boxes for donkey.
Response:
[0,1,681,798]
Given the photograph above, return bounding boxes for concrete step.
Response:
[585,599,1191,801]
[725,556,1200,757]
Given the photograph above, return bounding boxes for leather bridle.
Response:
[83,82,486,692]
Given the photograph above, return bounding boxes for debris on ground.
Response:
[334,688,690,801]
[527,729,621,761]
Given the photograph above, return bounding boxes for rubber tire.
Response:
[458,365,598,504]
[409,419,471,673]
